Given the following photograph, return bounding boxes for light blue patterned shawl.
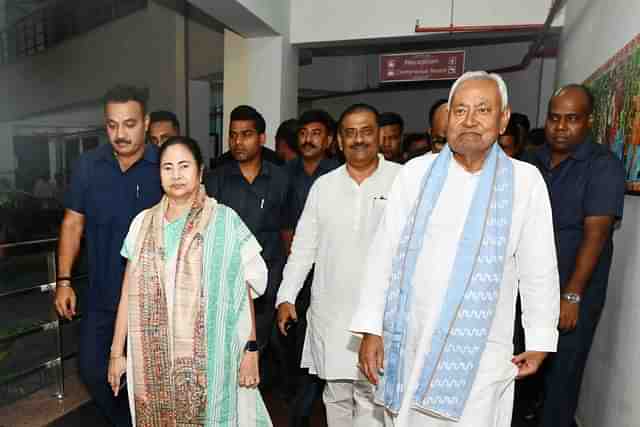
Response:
[378,143,513,421]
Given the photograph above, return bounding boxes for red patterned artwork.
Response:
[584,33,640,193]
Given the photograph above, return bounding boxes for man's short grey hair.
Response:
[448,71,509,111]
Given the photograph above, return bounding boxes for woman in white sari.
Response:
[108,136,272,426]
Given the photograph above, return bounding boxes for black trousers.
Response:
[540,300,603,427]
[255,259,285,390]
[79,309,132,427]
[254,259,284,349]
[287,273,325,427]
[513,296,544,419]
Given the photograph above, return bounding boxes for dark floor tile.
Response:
[49,394,536,427]
[46,402,110,427]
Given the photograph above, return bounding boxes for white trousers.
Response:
[322,379,384,427]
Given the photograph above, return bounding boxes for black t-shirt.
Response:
[205,160,290,264]
[284,157,340,229]
[525,139,625,307]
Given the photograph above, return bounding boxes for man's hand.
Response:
[54,286,77,320]
[277,302,297,336]
[512,351,547,379]
[359,333,384,385]
[559,300,579,331]
[107,356,127,396]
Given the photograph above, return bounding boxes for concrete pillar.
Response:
[222,29,249,150]
[146,2,187,131]
[223,30,298,150]
[188,79,212,163]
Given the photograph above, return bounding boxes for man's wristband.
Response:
[244,340,258,352]
[57,276,72,289]
[561,292,581,304]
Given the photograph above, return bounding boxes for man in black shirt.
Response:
[283,110,340,246]
[276,118,300,163]
[526,85,625,427]
[281,109,340,427]
[205,105,290,355]
[210,144,284,169]
[378,112,405,164]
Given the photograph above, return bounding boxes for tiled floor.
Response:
[0,367,535,427]
[47,395,537,427]
[0,371,91,427]
[45,391,328,427]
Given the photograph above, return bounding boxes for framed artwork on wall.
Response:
[584,33,640,194]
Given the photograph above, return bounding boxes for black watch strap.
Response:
[244,340,258,352]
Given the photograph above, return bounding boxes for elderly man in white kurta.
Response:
[351,72,560,427]
[276,104,401,427]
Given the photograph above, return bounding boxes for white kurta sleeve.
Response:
[350,164,414,336]
[241,237,267,299]
[516,170,560,352]
[275,180,321,307]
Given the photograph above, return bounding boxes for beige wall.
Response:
[188,19,224,80]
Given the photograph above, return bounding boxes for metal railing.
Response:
[0,0,148,66]
[0,238,86,405]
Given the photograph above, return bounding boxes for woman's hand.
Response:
[238,351,260,388]
[107,356,127,396]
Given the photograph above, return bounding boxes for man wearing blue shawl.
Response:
[351,71,560,427]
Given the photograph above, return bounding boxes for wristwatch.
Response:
[561,293,581,304]
[244,340,258,352]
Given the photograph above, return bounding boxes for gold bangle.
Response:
[109,354,125,360]
[56,281,72,288]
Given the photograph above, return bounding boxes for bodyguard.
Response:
[54,85,162,426]
[526,84,625,427]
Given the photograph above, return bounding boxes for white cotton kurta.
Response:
[350,153,560,427]
[276,156,401,380]
[121,208,269,425]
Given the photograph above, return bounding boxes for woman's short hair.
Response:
[158,136,204,170]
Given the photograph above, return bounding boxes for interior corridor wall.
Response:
[555,1,640,426]
[0,3,190,123]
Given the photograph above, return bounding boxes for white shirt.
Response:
[277,156,401,380]
[350,153,560,426]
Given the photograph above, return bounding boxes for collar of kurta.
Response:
[341,153,387,181]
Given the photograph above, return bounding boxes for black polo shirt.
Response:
[284,157,340,229]
[210,146,283,170]
[205,160,289,264]
[66,144,162,311]
[525,138,625,307]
